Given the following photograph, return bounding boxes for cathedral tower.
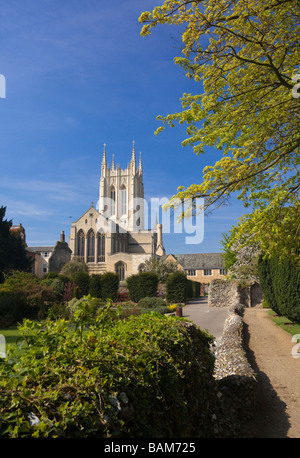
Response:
[98,142,145,231]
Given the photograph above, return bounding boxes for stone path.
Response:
[242,307,300,438]
[183,298,230,342]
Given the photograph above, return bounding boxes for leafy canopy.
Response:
[139,0,300,263]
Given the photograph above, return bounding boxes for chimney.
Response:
[60,230,65,243]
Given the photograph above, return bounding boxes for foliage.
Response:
[143,256,178,282]
[221,226,261,282]
[258,254,300,321]
[0,307,217,438]
[137,296,165,309]
[186,279,200,299]
[127,272,159,303]
[139,1,300,263]
[89,274,102,298]
[166,271,187,304]
[100,272,119,302]
[0,206,32,278]
[60,260,88,280]
[0,271,56,326]
[72,271,90,297]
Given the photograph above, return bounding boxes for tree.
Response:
[220,225,261,282]
[143,255,178,282]
[0,206,32,279]
[139,0,300,264]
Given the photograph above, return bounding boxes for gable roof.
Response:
[168,253,224,269]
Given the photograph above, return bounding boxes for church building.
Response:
[68,143,165,281]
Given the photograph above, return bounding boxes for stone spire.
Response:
[138,151,143,174]
[102,143,107,165]
[111,153,115,170]
[130,141,136,170]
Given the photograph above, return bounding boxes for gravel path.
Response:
[243,307,300,438]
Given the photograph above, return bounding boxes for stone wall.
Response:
[48,241,72,273]
[208,278,262,308]
[212,301,257,437]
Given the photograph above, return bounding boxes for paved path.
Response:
[182,297,230,342]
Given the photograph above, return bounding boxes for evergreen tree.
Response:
[0,206,32,280]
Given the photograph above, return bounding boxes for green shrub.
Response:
[0,271,56,324]
[186,280,201,299]
[89,274,102,298]
[0,309,216,438]
[72,271,90,297]
[127,272,159,302]
[258,254,300,321]
[137,296,165,309]
[166,271,187,304]
[100,272,119,302]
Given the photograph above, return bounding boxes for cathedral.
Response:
[68,143,165,281]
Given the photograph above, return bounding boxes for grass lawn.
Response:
[268,310,300,337]
[0,326,22,347]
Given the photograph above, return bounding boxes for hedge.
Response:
[186,279,201,299]
[166,271,187,303]
[100,272,119,302]
[89,274,102,298]
[126,272,159,303]
[0,310,217,438]
[258,254,300,321]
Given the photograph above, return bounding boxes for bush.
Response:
[258,254,300,321]
[100,272,119,302]
[0,271,56,324]
[186,279,201,299]
[0,310,216,438]
[89,274,102,298]
[137,296,165,309]
[166,271,187,304]
[72,271,90,297]
[127,272,159,302]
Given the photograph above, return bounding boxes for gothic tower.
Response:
[98,142,145,231]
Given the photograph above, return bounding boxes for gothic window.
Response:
[87,230,95,262]
[76,230,85,259]
[138,264,145,273]
[115,261,125,281]
[97,232,105,262]
[120,185,126,216]
[111,186,116,216]
[87,229,95,262]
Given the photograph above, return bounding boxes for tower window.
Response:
[111,186,116,216]
[121,185,126,216]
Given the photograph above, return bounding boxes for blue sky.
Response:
[0,0,247,254]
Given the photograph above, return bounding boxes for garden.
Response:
[0,264,213,438]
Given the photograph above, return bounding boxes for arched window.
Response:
[87,229,95,262]
[115,261,125,281]
[97,232,105,262]
[76,230,85,259]
[138,263,145,273]
[120,185,126,216]
[110,186,116,216]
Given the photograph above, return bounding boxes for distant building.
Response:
[26,143,228,284]
[27,246,54,277]
[68,144,164,280]
[165,253,227,284]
